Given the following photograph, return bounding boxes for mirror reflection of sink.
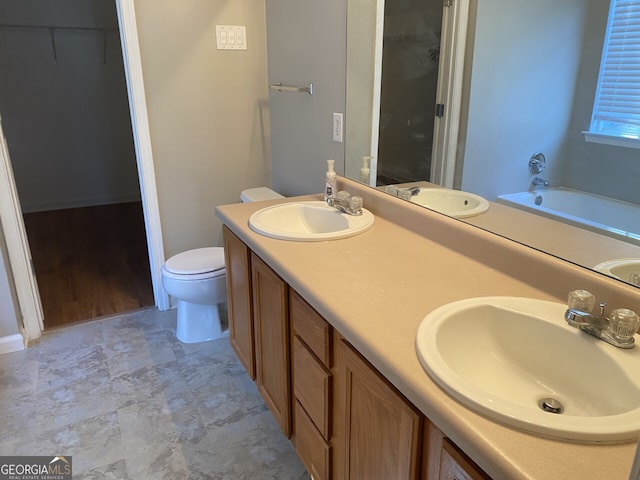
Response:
[249,201,374,241]
[594,259,640,285]
[410,188,489,218]
[416,296,640,443]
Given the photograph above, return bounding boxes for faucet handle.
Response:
[349,195,363,212]
[568,289,596,312]
[336,190,351,203]
[609,309,640,338]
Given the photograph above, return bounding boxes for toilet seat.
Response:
[163,247,225,280]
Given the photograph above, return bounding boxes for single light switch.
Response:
[333,113,344,143]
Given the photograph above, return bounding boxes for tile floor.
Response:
[0,308,309,479]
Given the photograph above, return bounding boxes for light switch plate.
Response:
[333,113,344,143]
[216,25,247,50]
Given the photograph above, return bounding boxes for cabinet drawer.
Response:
[294,400,331,480]
[290,290,331,366]
[293,336,331,440]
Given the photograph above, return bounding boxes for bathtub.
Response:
[496,187,640,245]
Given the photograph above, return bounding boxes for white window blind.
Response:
[586,0,640,147]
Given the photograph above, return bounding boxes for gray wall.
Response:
[460,0,639,205]
[461,0,588,200]
[266,0,346,196]
[563,1,640,205]
[0,0,140,213]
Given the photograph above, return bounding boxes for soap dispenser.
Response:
[324,159,337,201]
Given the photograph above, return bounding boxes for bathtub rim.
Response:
[496,187,640,247]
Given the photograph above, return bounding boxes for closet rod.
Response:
[0,24,118,33]
[0,24,119,63]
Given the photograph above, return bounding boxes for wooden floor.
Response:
[23,202,154,328]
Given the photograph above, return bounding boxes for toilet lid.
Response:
[164,247,225,275]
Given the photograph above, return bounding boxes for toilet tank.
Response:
[240,187,284,203]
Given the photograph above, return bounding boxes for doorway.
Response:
[0,0,155,329]
[376,0,444,185]
[344,0,468,189]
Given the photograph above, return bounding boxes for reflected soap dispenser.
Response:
[360,156,371,184]
[324,159,337,201]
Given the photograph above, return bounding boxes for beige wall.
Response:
[134,0,271,256]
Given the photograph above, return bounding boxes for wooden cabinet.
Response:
[424,423,490,480]
[333,337,423,480]
[251,252,291,437]
[223,227,292,435]
[290,290,333,479]
[222,226,255,379]
[221,228,490,480]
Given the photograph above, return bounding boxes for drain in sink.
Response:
[538,397,564,414]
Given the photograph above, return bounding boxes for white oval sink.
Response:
[249,201,374,241]
[594,258,640,284]
[410,188,489,218]
[416,296,640,443]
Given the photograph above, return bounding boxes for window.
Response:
[585,0,640,149]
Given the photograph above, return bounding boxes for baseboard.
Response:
[21,194,142,214]
[0,334,25,354]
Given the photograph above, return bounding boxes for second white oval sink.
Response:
[410,188,489,218]
[416,296,640,443]
[249,201,374,241]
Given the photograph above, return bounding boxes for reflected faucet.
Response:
[531,177,549,189]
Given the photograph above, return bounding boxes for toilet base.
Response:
[175,300,228,343]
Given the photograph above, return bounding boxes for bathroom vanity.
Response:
[215,177,640,479]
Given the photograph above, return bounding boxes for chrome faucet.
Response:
[564,290,640,349]
[531,177,550,188]
[327,190,364,216]
[384,185,421,199]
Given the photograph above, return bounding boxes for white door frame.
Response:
[0,0,168,344]
[431,0,470,188]
[365,0,468,187]
[115,0,169,311]
[0,114,43,342]
[367,0,385,186]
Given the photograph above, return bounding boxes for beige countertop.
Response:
[216,177,640,480]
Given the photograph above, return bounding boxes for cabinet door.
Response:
[440,439,490,480]
[251,252,291,437]
[424,422,490,480]
[222,226,255,379]
[335,338,422,480]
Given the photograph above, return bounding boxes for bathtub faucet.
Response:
[531,177,549,189]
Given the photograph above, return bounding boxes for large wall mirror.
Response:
[345,0,640,289]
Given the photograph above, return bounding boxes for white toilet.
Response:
[161,187,283,343]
